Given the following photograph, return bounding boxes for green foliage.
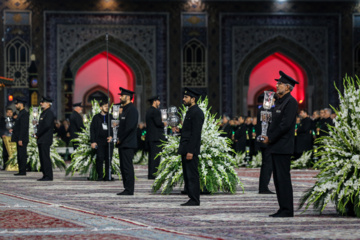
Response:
[66,100,121,180]
[299,75,360,217]
[152,97,243,194]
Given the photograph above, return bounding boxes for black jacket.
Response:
[117,102,138,149]
[11,109,29,144]
[36,108,55,144]
[178,104,204,156]
[90,113,113,145]
[267,92,298,155]
[234,123,247,152]
[295,117,313,153]
[145,106,165,142]
[318,117,334,137]
[69,111,84,140]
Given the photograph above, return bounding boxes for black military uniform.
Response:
[266,71,298,217]
[90,100,114,181]
[36,97,55,181]
[11,98,29,175]
[178,88,204,206]
[69,102,84,150]
[234,122,247,153]
[145,95,166,179]
[318,117,334,138]
[117,88,138,195]
[295,116,313,158]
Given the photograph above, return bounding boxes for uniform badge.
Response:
[40,118,43,120]
[276,110,281,113]
[121,117,125,120]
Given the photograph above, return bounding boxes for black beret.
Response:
[14,97,27,104]
[73,102,83,107]
[118,87,135,96]
[275,71,299,87]
[148,95,160,103]
[183,87,201,98]
[40,96,53,103]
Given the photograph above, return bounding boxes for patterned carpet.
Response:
[1,165,360,239]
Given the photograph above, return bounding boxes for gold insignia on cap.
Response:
[185,91,187,93]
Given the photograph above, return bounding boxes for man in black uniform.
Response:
[145,95,166,179]
[0,107,14,170]
[233,116,247,153]
[69,102,84,150]
[90,100,113,181]
[178,88,204,206]
[36,96,55,181]
[116,87,138,195]
[11,98,29,176]
[317,108,334,137]
[294,109,313,159]
[262,71,298,217]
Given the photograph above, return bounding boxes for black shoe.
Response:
[103,177,114,181]
[180,200,200,206]
[269,210,281,217]
[259,190,275,194]
[181,190,188,194]
[37,178,53,181]
[201,190,211,194]
[116,191,134,196]
[272,212,294,218]
[148,176,156,180]
[96,178,104,181]
[14,173,26,176]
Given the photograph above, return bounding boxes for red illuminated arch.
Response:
[248,52,307,111]
[73,52,135,105]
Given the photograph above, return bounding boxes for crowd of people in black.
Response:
[217,107,335,161]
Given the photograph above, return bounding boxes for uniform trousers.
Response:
[96,143,114,180]
[38,143,53,179]
[271,153,294,215]
[181,154,200,204]
[119,148,135,194]
[259,147,273,192]
[148,141,161,179]
[17,142,28,174]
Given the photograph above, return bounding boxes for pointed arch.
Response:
[235,36,324,115]
[60,35,152,118]
[182,39,207,87]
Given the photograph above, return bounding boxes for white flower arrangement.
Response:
[133,150,148,165]
[66,100,121,180]
[152,97,243,194]
[299,76,360,217]
[7,106,66,171]
[291,150,313,169]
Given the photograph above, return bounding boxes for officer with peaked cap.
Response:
[261,71,299,217]
[36,96,55,181]
[145,95,166,179]
[116,87,138,195]
[11,98,29,176]
[69,102,84,150]
[178,87,204,206]
[90,99,114,181]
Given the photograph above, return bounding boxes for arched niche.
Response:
[61,35,152,120]
[235,36,324,116]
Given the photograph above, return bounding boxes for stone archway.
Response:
[235,36,324,115]
[61,35,152,119]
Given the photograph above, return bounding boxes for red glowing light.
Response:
[8,95,13,101]
[74,52,135,104]
[248,52,307,106]
[299,100,303,104]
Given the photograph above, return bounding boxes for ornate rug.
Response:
[1,166,360,239]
